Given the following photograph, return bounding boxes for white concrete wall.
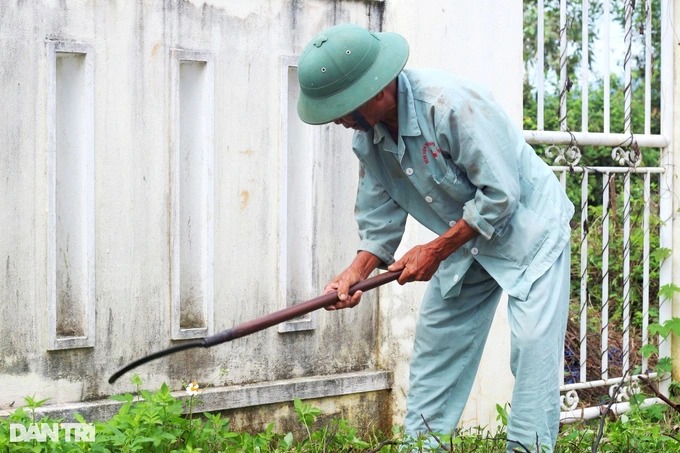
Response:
[0,0,524,431]
[0,0,384,405]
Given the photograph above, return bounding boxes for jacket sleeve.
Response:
[354,161,408,267]
[437,95,522,240]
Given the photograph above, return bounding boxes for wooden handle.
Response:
[110,270,402,384]
[205,270,402,345]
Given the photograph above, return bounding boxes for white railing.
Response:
[547,163,670,421]
[524,0,673,422]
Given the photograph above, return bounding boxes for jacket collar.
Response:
[372,71,421,155]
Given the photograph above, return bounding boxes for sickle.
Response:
[109,270,401,384]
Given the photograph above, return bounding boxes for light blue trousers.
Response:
[404,246,570,453]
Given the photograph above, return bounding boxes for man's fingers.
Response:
[387,261,405,272]
[323,282,345,310]
[324,282,340,294]
[396,263,422,285]
[397,272,410,285]
[337,281,352,301]
[324,289,363,311]
[349,290,363,307]
[323,267,366,310]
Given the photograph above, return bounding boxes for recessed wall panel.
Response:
[47,42,95,350]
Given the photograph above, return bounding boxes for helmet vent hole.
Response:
[346,50,351,55]
[320,67,327,72]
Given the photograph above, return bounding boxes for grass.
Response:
[2,377,680,452]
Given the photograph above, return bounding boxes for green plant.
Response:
[4,379,680,452]
[0,396,93,453]
[293,397,323,442]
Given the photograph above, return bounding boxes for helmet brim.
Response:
[297,31,409,125]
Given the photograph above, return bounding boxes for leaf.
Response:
[651,247,672,262]
[110,394,134,403]
[650,318,680,339]
[639,343,658,358]
[282,432,294,447]
[293,398,302,413]
[495,403,509,426]
[23,395,50,408]
[642,403,667,421]
[293,398,322,427]
[629,393,646,406]
[130,374,144,387]
[656,357,673,373]
[665,317,680,337]
[658,283,680,300]
[649,322,666,337]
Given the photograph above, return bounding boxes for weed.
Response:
[2,376,680,452]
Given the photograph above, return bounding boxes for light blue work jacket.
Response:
[353,69,574,301]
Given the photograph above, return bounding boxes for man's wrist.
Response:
[431,219,479,262]
[350,251,382,279]
[425,239,450,264]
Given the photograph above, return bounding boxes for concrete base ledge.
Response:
[3,370,392,422]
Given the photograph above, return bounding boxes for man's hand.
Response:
[387,219,479,285]
[387,244,442,285]
[323,267,365,310]
[323,251,382,310]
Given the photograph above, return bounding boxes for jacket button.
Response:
[425,196,433,203]
[471,247,479,256]
[453,274,459,283]
[449,220,456,227]
[405,167,414,176]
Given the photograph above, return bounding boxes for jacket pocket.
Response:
[433,164,475,205]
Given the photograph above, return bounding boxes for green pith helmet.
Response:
[297,24,409,125]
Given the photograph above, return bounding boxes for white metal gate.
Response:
[523,0,673,421]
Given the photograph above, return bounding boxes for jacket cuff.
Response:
[357,239,396,269]
[462,201,495,240]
